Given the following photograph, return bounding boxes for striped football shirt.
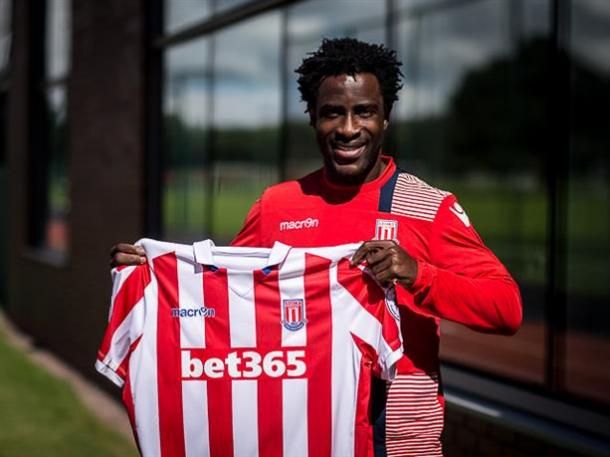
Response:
[96,239,403,457]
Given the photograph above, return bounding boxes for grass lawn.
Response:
[0,327,138,457]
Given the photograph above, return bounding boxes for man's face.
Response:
[311,73,387,185]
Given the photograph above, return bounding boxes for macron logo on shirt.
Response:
[279,217,319,231]
[171,306,216,318]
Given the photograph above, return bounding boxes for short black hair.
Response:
[296,37,403,119]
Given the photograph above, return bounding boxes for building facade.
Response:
[2,0,610,455]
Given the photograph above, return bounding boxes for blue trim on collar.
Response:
[378,168,401,212]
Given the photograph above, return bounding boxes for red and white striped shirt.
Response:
[96,239,403,457]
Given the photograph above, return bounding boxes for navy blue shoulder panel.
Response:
[378,167,402,213]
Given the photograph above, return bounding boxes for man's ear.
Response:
[308,108,316,126]
[383,119,389,130]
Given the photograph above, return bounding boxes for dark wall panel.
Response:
[7,0,147,381]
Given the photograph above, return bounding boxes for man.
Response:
[111,38,522,456]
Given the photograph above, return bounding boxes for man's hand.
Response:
[351,240,418,289]
[109,243,146,268]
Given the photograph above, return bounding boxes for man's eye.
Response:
[356,107,376,118]
[322,110,340,119]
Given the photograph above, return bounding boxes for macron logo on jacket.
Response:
[279,217,319,231]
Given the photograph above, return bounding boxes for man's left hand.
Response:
[351,240,418,289]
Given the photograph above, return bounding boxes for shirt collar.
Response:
[193,239,291,269]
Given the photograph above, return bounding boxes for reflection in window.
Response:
[156,0,610,410]
[285,0,387,179]
[395,0,550,384]
[164,0,257,34]
[564,0,610,404]
[46,0,70,80]
[165,0,211,35]
[211,12,281,242]
[0,0,11,75]
[163,38,211,242]
[214,0,251,14]
[30,0,71,256]
[44,86,69,253]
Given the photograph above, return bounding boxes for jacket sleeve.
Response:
[403,194,523,335]
[231,197,262,247]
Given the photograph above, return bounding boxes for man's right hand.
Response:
[109,243,147,267]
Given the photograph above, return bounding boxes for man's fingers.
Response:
[110,252,146,268]
[110,243,146,268]
[365,247,394,266]
[370,255,393,274]
[352,240,417,288]
[111,243,145,257]
[351,247,369,265]
[371,265,395,286]
[110,243,146,267]
[351,240,396,265]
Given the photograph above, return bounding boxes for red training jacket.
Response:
[232,156,522,456]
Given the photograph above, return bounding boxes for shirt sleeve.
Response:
[231,197,262,247]
[402,194,523,335]
[95,264,150,387]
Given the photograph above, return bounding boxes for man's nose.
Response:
[336,113,360,140]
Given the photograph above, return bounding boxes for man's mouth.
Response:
[331,143,367,163]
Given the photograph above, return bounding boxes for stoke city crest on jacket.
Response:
[375,219,399,243]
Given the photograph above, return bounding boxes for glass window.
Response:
[44,85,69,253]
[211,12,281,242]
[214,0,252,15]
[395,0,551,385]
[30,0,71,256]
[563,0,610,404]
[285,0,387,179]
[156,0,610,411]
[165,0,212,35]
[45,0,70,80]
[0,0,11,76]
[163,38,211,242]
[164,0,257,35]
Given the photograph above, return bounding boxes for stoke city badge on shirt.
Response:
[282,298,306,331]
[375,218,399,242]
